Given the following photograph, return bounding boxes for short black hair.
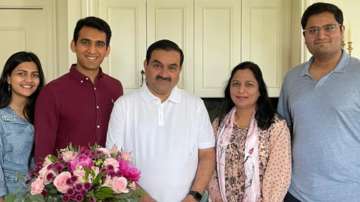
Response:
[301,2,343,29]
[217,61,274,130]
[146,39,184,66]
[73,16,112,46]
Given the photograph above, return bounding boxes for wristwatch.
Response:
[188,190,203,201]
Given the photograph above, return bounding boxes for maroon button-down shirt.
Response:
[34,65,123,162]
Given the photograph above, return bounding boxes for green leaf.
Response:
[27,195,46,202]
[45,183,59,195]
[92,171,104,186]
[47,154,58,162]
[84,167,93,182]
[44,195,62,202]
[4,193,46,202]
[112,188,145,200]
[4,194,16,202]
[94,186,114,200]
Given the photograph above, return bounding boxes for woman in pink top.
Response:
[208,61,291,202]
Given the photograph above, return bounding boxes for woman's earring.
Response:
[8,84,11,93]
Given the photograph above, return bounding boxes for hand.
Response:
[182,195,198,202]
[0,197,4,202]
[139,193,156,202]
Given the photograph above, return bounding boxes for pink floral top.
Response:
[208,115,291,202]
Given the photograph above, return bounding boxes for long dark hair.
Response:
[218,61,274,130]
[0,51,45,123]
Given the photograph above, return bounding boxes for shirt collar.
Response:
[0,106,28,124]
[301,50,350,77]
[141,84,181,104]
[69,64,104,81]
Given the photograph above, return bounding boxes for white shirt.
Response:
[106,85,215,202]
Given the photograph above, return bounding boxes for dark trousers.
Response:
[284,192,301,202]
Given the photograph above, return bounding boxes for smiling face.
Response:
[144,49,181,101]
[7,61,40,100]
[303,12,343,58]
[71,26,110,75]
[229,69,260,111]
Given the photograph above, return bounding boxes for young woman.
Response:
[0,51,45,200]
[208,61,291,202]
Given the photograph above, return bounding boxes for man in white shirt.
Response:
[106,39,215,202]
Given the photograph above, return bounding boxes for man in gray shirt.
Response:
[278,2,360,202]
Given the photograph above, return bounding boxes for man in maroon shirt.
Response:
[34,16,123,163]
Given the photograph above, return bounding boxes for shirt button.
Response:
[94,87,97,90]
[85,77,89,80]
[80,80,84,83]
[96,105,99,109]
[96,125,100,128]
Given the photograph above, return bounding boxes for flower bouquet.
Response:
[6,145,143,202]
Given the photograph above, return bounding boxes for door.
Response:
[0,0,56,81]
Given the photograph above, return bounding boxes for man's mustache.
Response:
[156,75,171,82]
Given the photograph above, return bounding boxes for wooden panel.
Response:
[202,8,231,87]
[147,0,193,90]
[250,8,279,87]
[0,29,26,63]
[0,0,56,81]
[194,0,241,97]
[242,0,291,96]
[98,0,146,92]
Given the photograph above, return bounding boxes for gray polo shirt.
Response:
[278,51,360,202]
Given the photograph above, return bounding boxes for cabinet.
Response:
[62,0,291,97]
[97,0,193,93]
[97,0,147,92]
[0,0,57,80]
[241,0,291,96]
[147,0,194,90]
[194,0,241,97]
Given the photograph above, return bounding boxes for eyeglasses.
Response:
[303,24,340,35]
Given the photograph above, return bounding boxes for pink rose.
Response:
[104,158,120,171]
[111,177,129,194]
[69,154,93,171]
[53,171,71,193]
[38,166,48,178]
[119,160,141,182]
[61,151,77,162]
[30,177,44,195]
